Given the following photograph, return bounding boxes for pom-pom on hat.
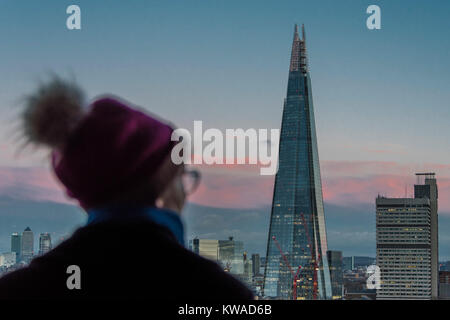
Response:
[21,77,179,209]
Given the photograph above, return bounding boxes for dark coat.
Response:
[0,219,254,300]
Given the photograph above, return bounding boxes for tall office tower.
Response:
[189,239,219,261]
[11,232,22,262]
[327,250,344,300]
[376,174,438,300]
[263,24,332,300]
[219,237,244,275]
[260,257,266,271]
[414,173,438,298]
[243,252,253,284]
[251,254,261,277]
[39,233,52,255]
[342,257,354,271]
[21,227,34,263]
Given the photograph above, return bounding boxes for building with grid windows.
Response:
[10,233,21,263]
[189,239,219,261]
[219,237,244,275]
[21,227,34,264]
[39,233,52,256]
[376,173,438,299]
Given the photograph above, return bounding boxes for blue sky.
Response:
[0,1,449,258]
[1,0,449,165]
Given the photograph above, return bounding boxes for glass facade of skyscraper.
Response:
[190,238,219,262]
[219,237,244,275]
[10,233,22,262]
[327,250,343,300]
[21,227,34,263]
[39,233,52,256]
[263,25,332,300]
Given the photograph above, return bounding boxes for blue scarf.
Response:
[86,205,185,246]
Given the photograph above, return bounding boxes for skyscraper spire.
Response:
[301,24,308,73]
[289,24,308,73]
[294,24,300,40]
[302,24,306,43]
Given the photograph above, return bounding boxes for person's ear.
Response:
[155,197,164,208]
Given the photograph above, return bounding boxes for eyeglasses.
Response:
[181,168,201,195]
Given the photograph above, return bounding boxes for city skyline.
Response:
[0,0,449,304]
[0,1,449,268]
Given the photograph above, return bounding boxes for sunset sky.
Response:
[0,0,449,223]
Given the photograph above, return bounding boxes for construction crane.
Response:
[271,236,302,300]
[271,212,320,300]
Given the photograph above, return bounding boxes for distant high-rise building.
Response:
[21,227,34,263]
[253,274,265,297]
[189,237,246,275]
[263,24,332,300]
[260,257,266,272]
[376,173,438,300]
[251,254,261,277]
[189,238,219,261]
[414,173,438,298]
[327,250,343,300]
[39,233,52,255]
[243,252,253,285]
[10,233,22,262]
[343,256,354,271]
[219,237,244,274]
[343,256,375,271]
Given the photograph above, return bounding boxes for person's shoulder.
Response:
[0,260,55,299]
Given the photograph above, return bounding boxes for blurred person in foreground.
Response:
[0,77,254,300]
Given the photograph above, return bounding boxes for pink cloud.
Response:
[0,161,449,213]
[0,166,72,204]
[189,167,274,209]
[189,161,450,212]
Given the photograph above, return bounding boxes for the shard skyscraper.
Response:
[263,25,332,300]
